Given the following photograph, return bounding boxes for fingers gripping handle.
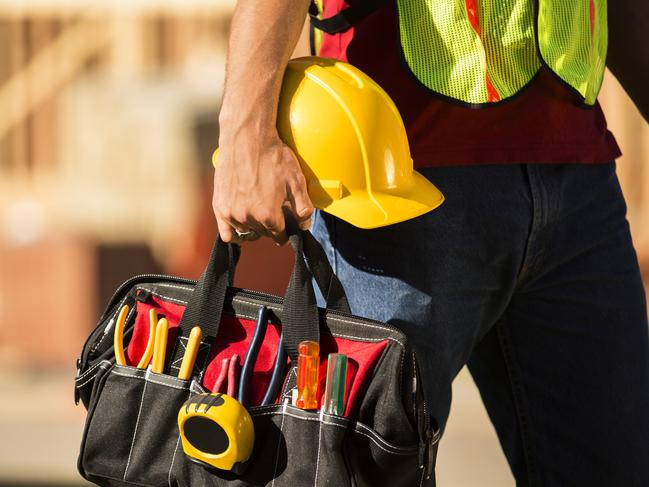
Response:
[175,217,350,367]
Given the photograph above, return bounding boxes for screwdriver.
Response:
[178,326,202,380]
[152,318,169,374]
[295,340,320,410]
[323,353,348,416]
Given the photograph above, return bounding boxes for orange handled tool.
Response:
[178,326,202,380]
[152,318,169,374]
[295,341,320,410]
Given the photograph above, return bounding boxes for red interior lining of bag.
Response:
[125,294,389,417]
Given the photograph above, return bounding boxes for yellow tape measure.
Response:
[178,393,254,474]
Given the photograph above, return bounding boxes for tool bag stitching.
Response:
[141,290,189,306]
[112,364,146,376]
[314,416,323,486]
[76,371,102,390]
[251,409,347,426]
[154,283,195,293]
[250,409,417,455]
[353,421,418,453]
[76,360,108,382]
[76,362,112,387]
[280,366,298,399]
[169,340,211,376]
[176,342,211,384]
[168,388,191,487]
[138,286,408,346]
[270,402,289,487]
[168,435,182,487]
[111,370,191,391]
[123,374,149,481]
[124,285,408,344]
[120,287,407,349]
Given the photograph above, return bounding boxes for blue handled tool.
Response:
[238,306,288,407]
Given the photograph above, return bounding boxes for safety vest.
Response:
[311,0,607,106]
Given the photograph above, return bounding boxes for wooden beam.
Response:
[0,18,111,142]
[0,0,236,17]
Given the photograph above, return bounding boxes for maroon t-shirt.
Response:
[318,0,621,168]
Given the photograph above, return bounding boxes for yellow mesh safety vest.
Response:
[397,0,607,105]
[311,0,608,106]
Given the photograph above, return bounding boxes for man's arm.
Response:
[214,0,313,244]
[607,1,649,123]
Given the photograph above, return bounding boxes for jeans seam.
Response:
[517,165,546,286]
[495,318,539,486]
[330,215,339,275]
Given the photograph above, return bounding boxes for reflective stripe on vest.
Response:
[395,0,607,105]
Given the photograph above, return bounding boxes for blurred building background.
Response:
[0,1,647,486]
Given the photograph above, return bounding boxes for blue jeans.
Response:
[311,163,649,486]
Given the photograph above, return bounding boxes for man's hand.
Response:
[213,133,313,245]
[213,0,312,244]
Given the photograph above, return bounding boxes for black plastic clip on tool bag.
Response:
[75,221,440,486]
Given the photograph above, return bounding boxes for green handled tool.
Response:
[323,353,348,416]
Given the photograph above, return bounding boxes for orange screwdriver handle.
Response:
[295,341,320,409]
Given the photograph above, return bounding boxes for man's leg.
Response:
[468,163,649,486]
[310,165,533,429]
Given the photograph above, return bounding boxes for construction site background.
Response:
[0,1,647,486]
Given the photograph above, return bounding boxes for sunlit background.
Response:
[0,1,647,486]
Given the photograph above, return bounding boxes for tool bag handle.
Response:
[176,216,350,362]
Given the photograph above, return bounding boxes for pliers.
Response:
[238,306,287,407]
[113,305,158,369]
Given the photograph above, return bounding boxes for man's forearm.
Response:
[607,0,649,123]
[219,0,311,142]
[212,0,314,244]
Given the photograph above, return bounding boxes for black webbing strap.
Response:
[175,221,350,364]
[302,230,350,314]
[176,238,235,340]
[309,0,391,35]
[282,229,321,363]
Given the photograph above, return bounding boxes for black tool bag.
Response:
[75,228,440,487]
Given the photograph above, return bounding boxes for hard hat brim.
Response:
[318,171,444,229]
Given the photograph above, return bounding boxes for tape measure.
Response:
[178,393,254,473]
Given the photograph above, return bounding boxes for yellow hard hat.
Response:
[277,56,444,229]
[213,56,444,229]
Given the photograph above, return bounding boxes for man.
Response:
[212,0,649,484]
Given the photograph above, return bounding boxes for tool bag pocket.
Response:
[79,364,192,487]
[171,405,422,487]
[81,378,423,487]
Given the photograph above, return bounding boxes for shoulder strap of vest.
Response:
[309,0,391,35]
